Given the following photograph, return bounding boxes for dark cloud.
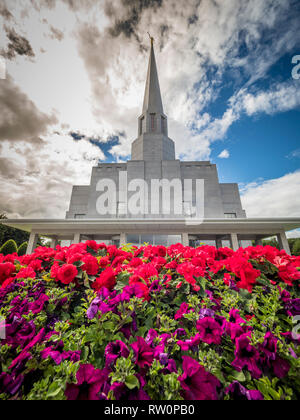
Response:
[30,0,56,11]
[0,1,12,19]
[69,131,86,141]
[30,0,98,12]
[2,27,35,60]
[0,76,57,142]
[49,25,64,41]
[106,0,163,40]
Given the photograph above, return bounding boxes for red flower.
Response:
[57,264,78,285]
[16,267,36,280]
[81,255,99,276]
[0,262,15,285]
[1,277,14,289]
[92,267,116,291]
[50,262,60,280]
[85,240,99,251]
[177,262,204,290]
[98,257,110,268]
[28,260,42,272]
[133,263,158,286]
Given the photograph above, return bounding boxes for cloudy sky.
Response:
[0,0,299,235]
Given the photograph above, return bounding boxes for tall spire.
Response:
[131,35,175,162]
[142,36,164,114]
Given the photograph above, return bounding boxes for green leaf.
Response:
[228,370,246,383]
[125,375,140,390]
[103,322,115,330]
[46,383,62,398]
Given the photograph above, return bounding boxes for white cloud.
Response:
[0,134,104,218]
[241,170,300,218]
[287,229,300,239]
[286,148,300,159]
[218,149,230,159]
[236,82,300,116]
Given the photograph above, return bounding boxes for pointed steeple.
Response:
[131,35,176,162]
[142,38,164,114]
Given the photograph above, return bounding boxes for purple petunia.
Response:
[196,317,223,345]
[178,356,220,400]
[131,337,154,369]
[105,340,130,366]
[65,364,110,401]
[232,333,262,379]
[226,381,264,400]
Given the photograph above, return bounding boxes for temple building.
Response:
[3,40,300,253]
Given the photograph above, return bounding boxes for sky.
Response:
[0,0,299,237]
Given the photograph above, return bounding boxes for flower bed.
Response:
[0,242,299,400]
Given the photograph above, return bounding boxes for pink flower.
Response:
[175,302,191,320]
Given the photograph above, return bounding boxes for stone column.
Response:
[73,233,81,244]
[120,233,127,245]
[277,232,291,255]
[182,233,189,247]
[26,232,39,254]
[230,233,239,252]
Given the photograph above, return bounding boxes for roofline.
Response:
[2,218,300,236]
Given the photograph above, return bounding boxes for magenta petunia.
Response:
[178,356,220,400]
[177,334,201,352]
[226,381,264,400]
[196,317,223,345]
[105,340,130,366]
[232,333,262,379]
[65,364,110,401]
[175,302,191,320]
[260,332,278,361]
[131,337,154,369]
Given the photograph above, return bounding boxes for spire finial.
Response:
[147,32,154,47]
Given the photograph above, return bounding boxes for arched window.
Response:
[150,113,156,132]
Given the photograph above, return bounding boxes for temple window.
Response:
[150,113,156,132]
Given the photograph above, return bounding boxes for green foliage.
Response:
[0,213,30,247]
[292,239,300,256]
[0,239,18,255]
[18,242,28,256]
[262,238,279,249]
